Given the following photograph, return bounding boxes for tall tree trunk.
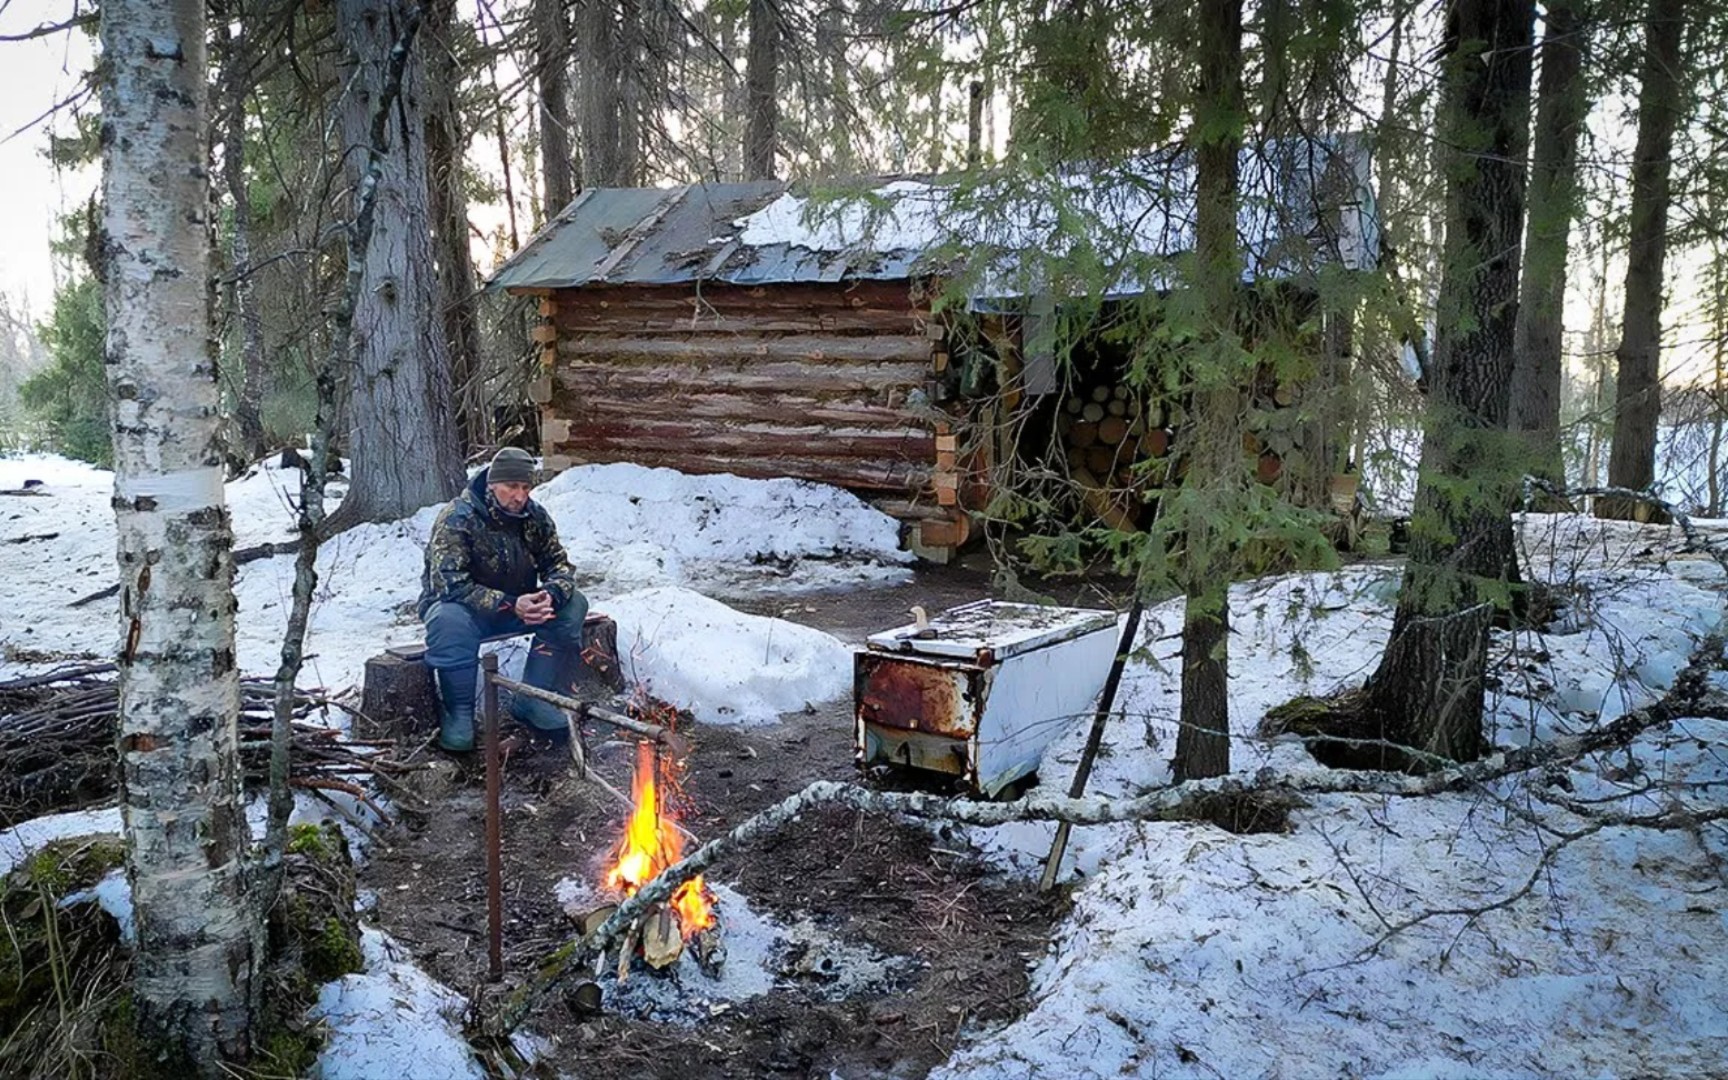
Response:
[744,0,779,180]
[1361,0,1534,766]
[101,0,255,1067]
[1172,0,1243,783]
[720,12,745,180]
[578,0,625,184]
[1510,0,1589,486]
[618,0,643,184]
[536,0,576,212]
[1710,245,1726,516]
[425,0,484,454]
[1601,0,1686,521]
[1583,238,1613,490]
[220,19,267,462]
[326,0,463,530]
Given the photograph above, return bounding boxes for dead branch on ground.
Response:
[0,669,420,819]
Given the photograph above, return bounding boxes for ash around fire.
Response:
[553,879,915,1025]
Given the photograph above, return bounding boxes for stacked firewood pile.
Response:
[1053,381,1176,531]
[0,664,420,820]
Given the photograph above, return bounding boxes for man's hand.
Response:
[514,590,555,626]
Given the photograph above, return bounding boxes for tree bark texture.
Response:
[743,0,779,180]
[1510,0,1588,484]
[535,0,577,213]
[100,0,256,1066]
[1363,0,1534,764]
[577,0,639,186]
[1602,0,1686,519]
[425,0,485,452]
[1172,0,1244,783]
[329,0,463,528]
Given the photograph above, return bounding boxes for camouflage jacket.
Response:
[418,468,578,619]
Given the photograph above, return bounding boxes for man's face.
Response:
[490,481,532,514]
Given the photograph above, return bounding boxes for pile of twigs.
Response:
[0,663,420,820]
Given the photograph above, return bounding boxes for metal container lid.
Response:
[864,599,1120,664]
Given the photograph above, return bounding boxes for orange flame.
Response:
[605,740,715,937]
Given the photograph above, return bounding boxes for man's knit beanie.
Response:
[488,447,536,485]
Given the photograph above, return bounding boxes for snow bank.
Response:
[309,928,485,1080]
[534,462,912,595]
[0,456,903,718]
[606,585,853,726]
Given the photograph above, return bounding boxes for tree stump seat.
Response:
[358,613,625,741]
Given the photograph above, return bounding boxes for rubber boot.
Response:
[435,664,478,752]
[511,643,570,736]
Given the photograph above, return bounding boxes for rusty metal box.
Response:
[854,600,1120,796]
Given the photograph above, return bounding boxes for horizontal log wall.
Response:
[539,282,939,496]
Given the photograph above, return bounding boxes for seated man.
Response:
[417,447,588,751]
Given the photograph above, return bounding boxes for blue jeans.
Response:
[423,594,590,671]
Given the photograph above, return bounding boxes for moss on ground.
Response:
[0,821,367,1078]
[0,834,130,1078]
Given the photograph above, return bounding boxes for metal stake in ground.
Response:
[483,653,504,980]
[1038,597,1145,892]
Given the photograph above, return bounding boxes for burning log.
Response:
[641,904,683,970]
[599,739,718,972]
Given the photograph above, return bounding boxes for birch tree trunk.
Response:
[1172,0,1244,783]
[1361,0,1533,765]
[102,0,256,1066]
[326,0,463,529]
[1601,0,1686,521]
[1509,0,1589,485]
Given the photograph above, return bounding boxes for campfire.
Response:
[600,740,721,972]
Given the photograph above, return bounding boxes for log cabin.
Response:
[488,136,1380,560]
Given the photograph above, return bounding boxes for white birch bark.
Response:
[101,0,255,1065]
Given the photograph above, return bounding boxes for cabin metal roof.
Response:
[488,135,1379,296]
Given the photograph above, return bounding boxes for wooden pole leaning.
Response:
[482,653,504,980]
[1039,598,1145,892]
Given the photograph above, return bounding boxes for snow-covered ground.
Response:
[941,518,1728,1079]
[3,451,1726,1078]
[0,455,909,702]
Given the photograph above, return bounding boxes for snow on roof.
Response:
[488,135,1379,297]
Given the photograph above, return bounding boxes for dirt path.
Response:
[361,561,1088,1078]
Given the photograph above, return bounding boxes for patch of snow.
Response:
[58,868,134,945]
[737,179,945,253]
[939,516,1728,1078]
[309,927,485,1080]
[606,586,852,726]
[1,456,907,705]
[534,462,913,597]
[0,807,123,876]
